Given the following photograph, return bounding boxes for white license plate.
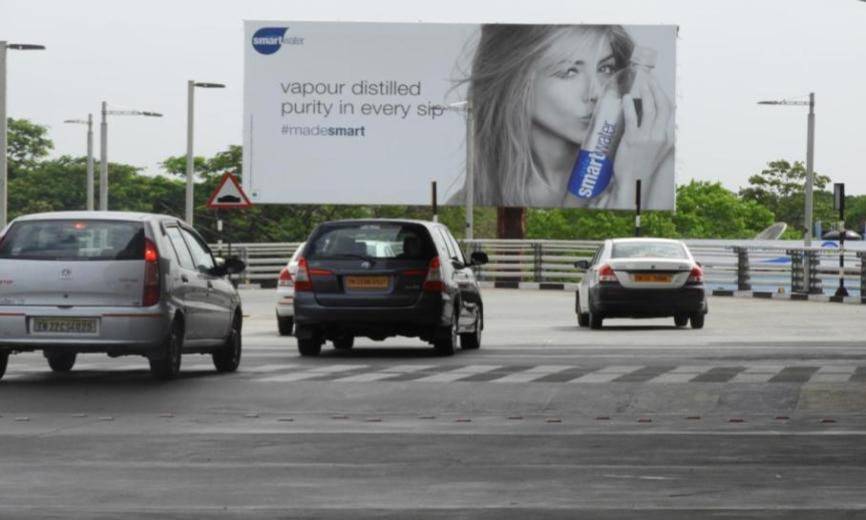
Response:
[31,317,99,335]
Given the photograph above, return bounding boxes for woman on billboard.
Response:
[452,24,674,209]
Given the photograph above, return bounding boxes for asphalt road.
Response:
[1,289,865,519]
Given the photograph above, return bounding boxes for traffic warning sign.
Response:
[206,173,252,209]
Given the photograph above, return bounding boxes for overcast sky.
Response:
[3,0,866,195]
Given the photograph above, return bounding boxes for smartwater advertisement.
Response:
[243,21,677,209]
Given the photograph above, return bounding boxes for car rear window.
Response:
[611,242,688,259]
[306,223,434,261]
[0,220,145,261]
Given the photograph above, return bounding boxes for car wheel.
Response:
[588,298,604,330]
[213,315,242,373]
[46,351,77,372]
[277,314,294,336]
[434,307,458,356]
[690,313,705,329]
[297,337,322,357]
[150,320,183,380]
[0,351,8,380]
[460,309,482,350]
[577,299,589,328]
[333,335,354,350]
[674,315,689,328]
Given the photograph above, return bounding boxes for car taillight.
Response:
[278,266,293,287]
[687,266,704,284]
[143,238,160,306]
[422,256,445,293]
[597,264,618,283]
[294,257,312,292]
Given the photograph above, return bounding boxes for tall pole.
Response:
[99,101,108,211]
[185,80,195,224]
[86,114,94,211]
[465,102,474,240]
[0,42,8,228]
[804,92,815,247]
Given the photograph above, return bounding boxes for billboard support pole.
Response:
[465,102,474,240]
[634,179,640,237]
[431,181,438,222]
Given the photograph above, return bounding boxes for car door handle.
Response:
[181,275,189,283]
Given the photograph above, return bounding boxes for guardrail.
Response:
[209,239,864,301]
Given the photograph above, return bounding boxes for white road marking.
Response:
[243,364,299,373]
[412,365,502,383]
[646,366,716,384]
[490,365,575,383]
[567,366,644,383]
[728,365,786,383]
[808,366,857,383]
[257,364,367,382]
[334,364,436,383]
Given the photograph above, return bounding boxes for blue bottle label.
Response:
[568,149,614,199]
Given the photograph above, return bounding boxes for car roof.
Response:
[12,211,177,223]
[608,237,685,245]
[317,218,441,229]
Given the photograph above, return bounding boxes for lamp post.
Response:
[0,41,45,228]
[757,92,815,246]
[441,100,474,239]
[64,115,95,210]
[186,81,225,225]
[99,103,162,211]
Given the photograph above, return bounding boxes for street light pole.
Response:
[757,92,815,246]
[185,81,225,225]
[0,41,45,228]
[64,115,95,210]
[99,103,163,211]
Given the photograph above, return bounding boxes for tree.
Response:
[676,181,774,238]
[7,118,53,177]
[739,159,834,233]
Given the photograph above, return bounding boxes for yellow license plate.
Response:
[31,317,98,334]
[345,276,390,290]
[634,273,672,283]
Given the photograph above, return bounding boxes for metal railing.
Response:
[209,239,865,300]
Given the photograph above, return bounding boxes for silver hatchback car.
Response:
[0,211,246,380]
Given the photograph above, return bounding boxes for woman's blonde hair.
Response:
[467,25,634,206]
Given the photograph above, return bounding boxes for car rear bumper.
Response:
[590,284,707,318]
[294,291,449,340]
[0,305,171,354]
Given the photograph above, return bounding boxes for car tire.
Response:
[588,298,604,330]
[277,315,294,336]
[434,307,458,356]
[46,351,77,372]
[460,309,482,350]
[333,335,354,350]
[674,315,689,328]
[297,337,322,357]
[150,320,183,380]
[577,299,590,328]
[0,351,8,380]
[213,314,242,373]
[690,313,705,329]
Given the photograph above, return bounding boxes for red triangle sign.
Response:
[206,172,252,209]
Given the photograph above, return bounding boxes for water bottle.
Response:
[566,46,658,201]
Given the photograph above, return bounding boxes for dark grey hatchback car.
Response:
[293,219,487,356]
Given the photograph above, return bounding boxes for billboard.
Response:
[243,21,677,209]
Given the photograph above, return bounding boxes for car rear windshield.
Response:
[0,220,145,261]
[306,223,434,261]
[611,242,688,259]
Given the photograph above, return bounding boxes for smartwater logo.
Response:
[252,27,304,55]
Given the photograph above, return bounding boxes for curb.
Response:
[710,289,862,305]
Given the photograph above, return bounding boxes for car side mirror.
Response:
[574,259,591,270]
[470,251,489,266]
[210,257,245,277]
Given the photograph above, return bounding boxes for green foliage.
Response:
[5,119,848,242]
[739,159,834,234]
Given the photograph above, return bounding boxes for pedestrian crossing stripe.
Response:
[4,363,866,384]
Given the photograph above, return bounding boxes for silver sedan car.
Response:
[0,211,246,380]
[575,238,708,329]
